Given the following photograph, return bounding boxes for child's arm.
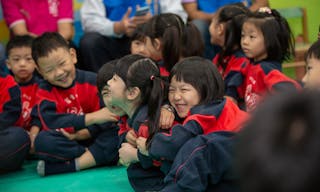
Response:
[84,107,118,126]
[29,125,40,153]
[59,128,91,141]
[149,120,204,161]
[159,104,175,129]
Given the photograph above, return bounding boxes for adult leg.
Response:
[79,32,130,72]
[0,127,30,173]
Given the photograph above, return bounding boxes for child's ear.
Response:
[217,23,225,36]
[154,38,162,51]
[126,87,141,101]
[69,48,77,65]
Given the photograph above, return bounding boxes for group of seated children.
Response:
[2,3,320,191]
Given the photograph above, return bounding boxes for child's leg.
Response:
[34,130,86,162]
[0,126,30,173]
[88,127,119,166]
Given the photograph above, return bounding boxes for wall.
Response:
[269,0,319,43]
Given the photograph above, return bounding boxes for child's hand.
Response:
[119,143,138,166]
[126,129,138,147]
[136,137,148,156]
[159,105,175,129]
[59,128,77,140]
[85,107,118,126]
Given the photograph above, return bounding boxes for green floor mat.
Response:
[0,160,134,192]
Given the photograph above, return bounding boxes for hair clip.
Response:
[150,75,155,81]
[258,7,272,14]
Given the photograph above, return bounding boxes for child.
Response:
[5,35,41,153]
[0,70,30,173]
[142,13,204,77]
[241,7,301,111]
[130,24,151,57]
[107,54,167,191]
[209,3,250,106]
[236,91,320,192]
[31,32,119,176]
[302,40,320,89]
[138,56,248,190]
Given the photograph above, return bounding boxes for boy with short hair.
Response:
[0,70,30,172]
[32,32,119,176]
[6,35,41,153]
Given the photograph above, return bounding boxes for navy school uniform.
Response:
[213,50,249,107]
[162,131,237,192]
[34,69,119,165]
[0,71,30,172]
[123,105,166,192]
[15,75,40,131]
[242,60,302,112]
[149,98,248,174]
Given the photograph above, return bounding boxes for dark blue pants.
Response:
[35,128,119,165]
[127,162,165,192]
[0,127,30,172]
[162,131,238,192]
[79,32,130,72]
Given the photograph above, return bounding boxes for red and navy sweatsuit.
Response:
[213,50,249,107]
[34,69,119,166]
[0,71,30,171]
[242,60,301,112]
[122,105,166,192]
[149,98,248,174]
[15,75,40,130]
[162,131,237,192]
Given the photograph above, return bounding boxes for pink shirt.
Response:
[1,0,73,36]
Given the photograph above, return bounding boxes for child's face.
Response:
[302,56,320,89]
[209,12,225,46]
[144,37,162,61]
[37,48,77,88]
[101,85,126,116]
[241,22,267,61]
[107,74,127,109]
[168,76,200,118]
[6,46,36,83]
[130,39,151,57]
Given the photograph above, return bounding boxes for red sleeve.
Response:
[1,0,25,27]
[58,0,73,21]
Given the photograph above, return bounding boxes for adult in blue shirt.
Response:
[79,0,187,72]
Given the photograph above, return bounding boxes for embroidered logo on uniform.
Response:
[48,0,59,17]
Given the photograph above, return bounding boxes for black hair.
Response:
[96,59,118,93]
[169,56,224,105]
[115,55,163,148]
[113,54,147,84]
[6,35,34,57]
[236,91,320,192]
[305,40,320,61]
[130,23,146,42]
[215,3,249,70]
[244,9,295,62]
[143,13,204,72]
[32,32,70,65]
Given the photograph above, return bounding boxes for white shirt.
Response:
[80,0,187,37]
